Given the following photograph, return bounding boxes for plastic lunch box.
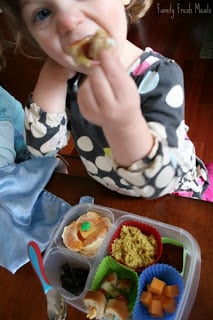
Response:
[43,203,201,320]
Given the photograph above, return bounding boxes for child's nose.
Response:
[56,10,84,34]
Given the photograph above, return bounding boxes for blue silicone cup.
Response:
[133,263,184,320]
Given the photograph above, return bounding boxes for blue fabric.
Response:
[0,86,30,168]
[0,157,72,274]
[0,121,16,167]
[0,85,24,134]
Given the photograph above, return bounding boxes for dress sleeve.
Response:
[111,56,194,198]
[25,99,70,157]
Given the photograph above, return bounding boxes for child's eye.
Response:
[34,8,51,22]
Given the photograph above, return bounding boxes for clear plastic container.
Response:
[43,203,201,320]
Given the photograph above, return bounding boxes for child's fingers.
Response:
[97,49,132,100]
[88,64,117,107]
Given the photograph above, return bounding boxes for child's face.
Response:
[21,0,129,73]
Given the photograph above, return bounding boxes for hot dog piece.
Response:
[83,290,107,319]
[104,298,129,320]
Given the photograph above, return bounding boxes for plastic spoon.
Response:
[28,241,67,320]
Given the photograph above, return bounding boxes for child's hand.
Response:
[77,49,141,130]
[77,49,154,167]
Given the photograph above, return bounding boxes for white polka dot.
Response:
[138,71,160,94]
[158,177,179,196]
[102,176,116,186]
[165,85,184,108]
[117,168,145,186]
[140,185,155,197]
[145,155,163,178]
[77,136,94,152]
[95,156,112,172]
[27,145,43,156]
[46,113,65,128]
[40,133,65,153]
[162,150,174,166]
[146,56,160,65]
[81,157,98,174]
[120,178,130,186]
[148,122,167,141]
[155,166,175,188]
[31,121,47,138]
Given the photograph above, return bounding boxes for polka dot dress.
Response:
[25,48,209,199]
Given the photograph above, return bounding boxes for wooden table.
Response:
[0,156,212,319]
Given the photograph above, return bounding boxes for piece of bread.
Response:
[67,29,115,67]
[104,298,129,320]
[83,290,107,319]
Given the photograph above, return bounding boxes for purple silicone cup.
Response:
[133,263,184,320]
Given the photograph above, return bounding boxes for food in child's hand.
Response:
[111,225,157,269]
[67,29,115,67]
[60,263,89,296]
[62,211,111,256]
[140,276,180,317]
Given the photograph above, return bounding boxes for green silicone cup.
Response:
[91,256,139,312]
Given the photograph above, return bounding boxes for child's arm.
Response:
[25,59,74,156]
[32,58,73,113]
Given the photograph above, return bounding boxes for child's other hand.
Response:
[77,49,141,130]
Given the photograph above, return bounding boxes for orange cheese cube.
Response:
[152,294,164,301]
[149,277,166,295]
[164,285,179,298]
[140,291,152,307]
[162,297,177,313]
[148,299,163,318]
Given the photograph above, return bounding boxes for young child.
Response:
[0,0,210,200]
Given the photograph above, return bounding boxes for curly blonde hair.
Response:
[0,0,153,56]
[126,0,153,23]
